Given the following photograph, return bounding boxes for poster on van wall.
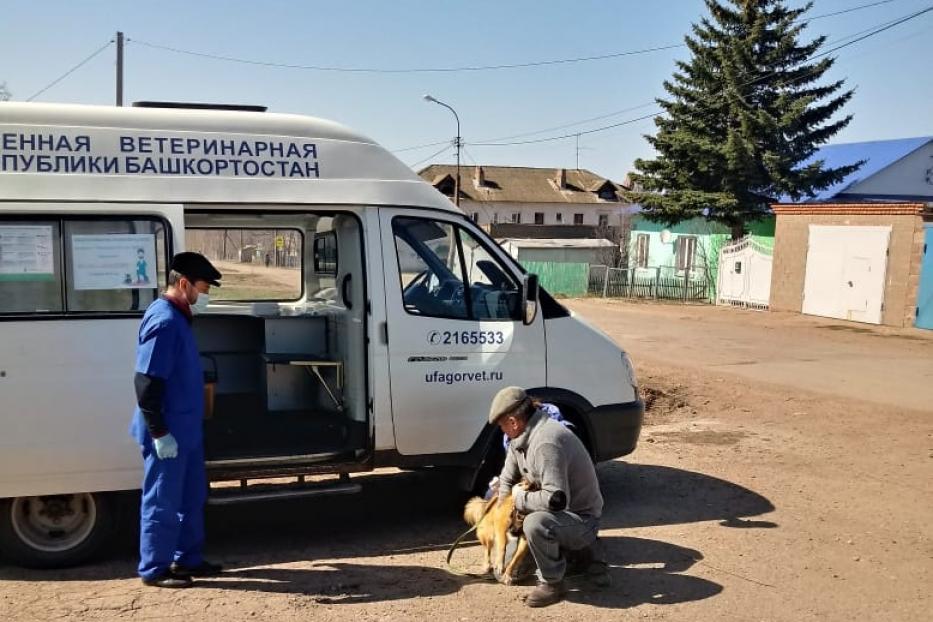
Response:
[0,225,55,280]
[71,234,157,290]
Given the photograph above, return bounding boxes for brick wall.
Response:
[770,213,924,327]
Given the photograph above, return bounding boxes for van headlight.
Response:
[621,352,639,396]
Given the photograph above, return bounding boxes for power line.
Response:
[807,0,898,21]
[130,38,684,74]
[474,101,660,144]
[126,1,899,76]
[390,103,658,153]
[407,144,453,168]
[468,112,661,147]
[391,139,452,154]
[390,2,924,154]
[467,4,933,149]
[812,4,933,58]
[26,39,114,101]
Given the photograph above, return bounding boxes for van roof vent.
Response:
[132,101,267,112]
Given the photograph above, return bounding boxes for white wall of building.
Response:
[461,200,634,227]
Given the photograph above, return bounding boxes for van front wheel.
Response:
[0,493,115,568]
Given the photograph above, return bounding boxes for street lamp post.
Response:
[423,94,461,207]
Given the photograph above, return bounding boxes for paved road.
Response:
[567,299,933,413]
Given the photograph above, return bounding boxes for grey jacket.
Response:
[498,409,604,519]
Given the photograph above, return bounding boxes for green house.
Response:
[627,215,775,296]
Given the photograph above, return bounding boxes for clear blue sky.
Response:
[2,0,932,181]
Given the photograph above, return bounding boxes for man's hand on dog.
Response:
[511,479,539,497]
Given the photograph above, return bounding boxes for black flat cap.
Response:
[170,252,222,287]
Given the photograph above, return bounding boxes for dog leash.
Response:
[444,523,497,579]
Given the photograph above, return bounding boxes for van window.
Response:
[392,216,520,321]
[393,218,468,319]
[185,228,303,301]
[0,220,64,314]
[64,219,168,312]
[313,232,338,276]
[457,227,520,320]
[0,216,169,315]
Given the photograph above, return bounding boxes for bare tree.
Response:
[592,213,633,268]
[0,83,11,102]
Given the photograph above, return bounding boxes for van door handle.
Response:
[380,322,389,344]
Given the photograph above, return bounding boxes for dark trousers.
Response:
[523,510,600,583]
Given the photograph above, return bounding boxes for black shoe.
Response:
[171,560,223,577]
[524,581,567,608]
[142,571,194,588]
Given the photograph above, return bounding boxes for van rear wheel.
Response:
[0,493,115,568]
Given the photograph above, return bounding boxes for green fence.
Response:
[521,261,589,297]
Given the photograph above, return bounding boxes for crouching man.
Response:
[490,386,610,608]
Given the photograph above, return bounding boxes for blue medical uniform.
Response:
[130,297,206,580]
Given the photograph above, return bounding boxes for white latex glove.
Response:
[511,483,524,498]
[152,433,179,460]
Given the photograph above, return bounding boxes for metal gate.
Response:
[802,225,889,324]
[717,236,773,309]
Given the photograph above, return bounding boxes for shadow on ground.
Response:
[0,459,771,609]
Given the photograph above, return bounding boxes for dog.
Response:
[463,480,538,585]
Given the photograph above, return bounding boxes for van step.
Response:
[207,480,361,505]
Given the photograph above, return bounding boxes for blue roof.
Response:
[780,136,932,203]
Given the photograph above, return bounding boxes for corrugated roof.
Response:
[499,238,615,248]
[418,165,628,204]
[780,136,932,203]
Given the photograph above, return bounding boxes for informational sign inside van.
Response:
[0,128,320,179]
[71,234,158,290]
[0,225,55,280]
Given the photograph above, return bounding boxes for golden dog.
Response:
[463,480,537,584]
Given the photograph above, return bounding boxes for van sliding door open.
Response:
[184,211,368,466]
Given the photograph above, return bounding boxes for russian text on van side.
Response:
[0,133,320,178]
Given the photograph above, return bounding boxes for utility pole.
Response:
[116,31,124,106]
[575,133,580,170]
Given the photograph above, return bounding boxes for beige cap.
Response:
[489,386,531,424]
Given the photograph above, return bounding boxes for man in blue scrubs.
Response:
[131,252,222,588]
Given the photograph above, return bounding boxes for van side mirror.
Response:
[522,273,539,325]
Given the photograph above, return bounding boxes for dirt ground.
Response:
[210,261,302,301]
[2,300,932,621]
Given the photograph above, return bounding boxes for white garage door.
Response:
[802,225,890,324]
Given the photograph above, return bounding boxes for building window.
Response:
[555,213,563,223]
[635,233,650,268]
[534,212,544,225]
[492,213,499,224]
[675,235,698,272]
[573,213,584,225]
[598,214,609,228]
[511,213,521,224]
[471,212,479,222]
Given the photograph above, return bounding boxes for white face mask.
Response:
[191,292,210,314]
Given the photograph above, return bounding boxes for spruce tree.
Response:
[630,0,862,239]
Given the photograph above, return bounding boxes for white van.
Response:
[0,102,643,568]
